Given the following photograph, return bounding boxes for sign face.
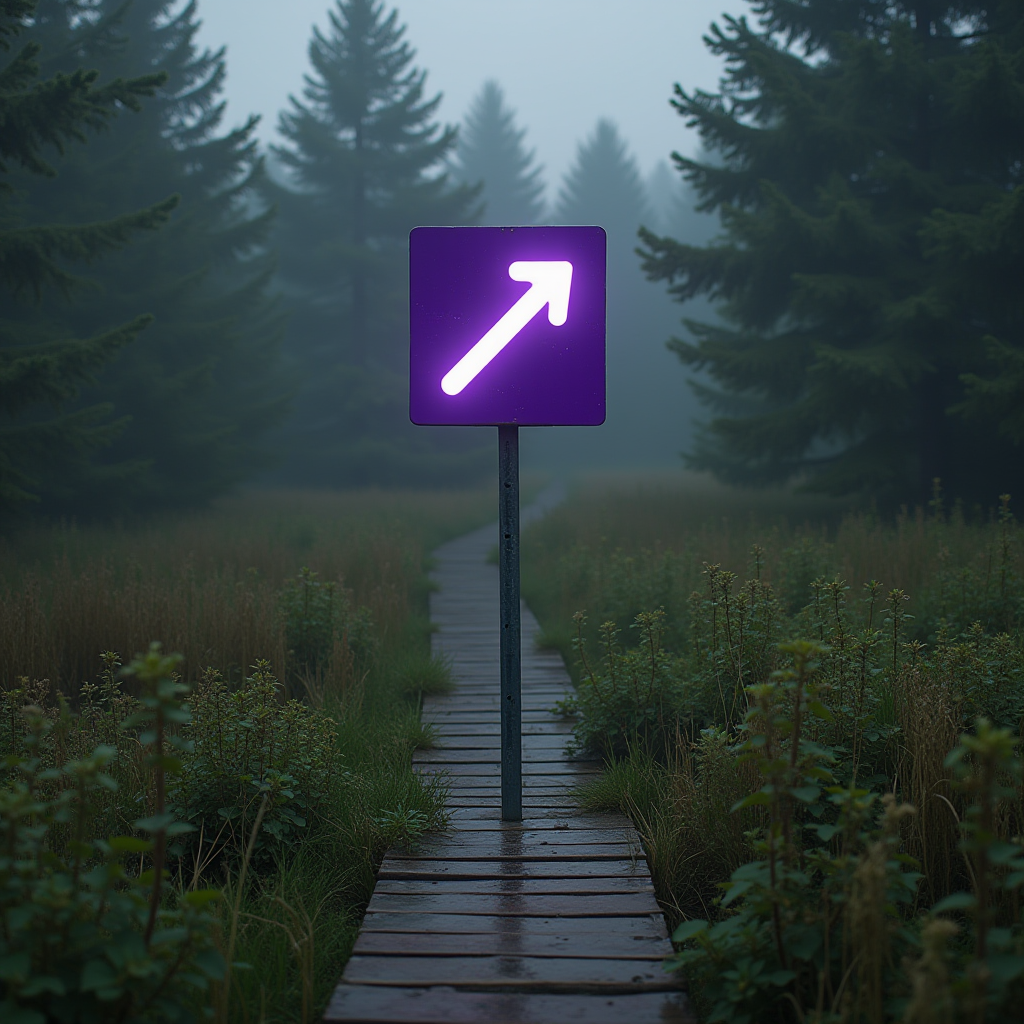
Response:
[409,226,606,426]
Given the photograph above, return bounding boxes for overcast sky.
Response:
[195,0,744,197]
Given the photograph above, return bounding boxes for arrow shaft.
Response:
[440,289,547,396]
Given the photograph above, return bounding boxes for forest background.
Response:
[2,1,1023,1020]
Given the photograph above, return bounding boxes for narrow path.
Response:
[325,510,692,1023]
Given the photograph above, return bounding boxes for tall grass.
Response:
[0,485,492,1023]
[523,473,1024,1022]
[0,488,491,690]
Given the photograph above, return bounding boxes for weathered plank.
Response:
[359,912,669,938]
[343,954,677,990]
[352,930,667,959]
[364,892,664,917]
[373,878,654,896]
[325,986,695,1023]
[377,859,645,880]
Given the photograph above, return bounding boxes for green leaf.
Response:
[134,812,177,833]
[0,1002,45,1024]
[107,836,153,853]
[21,975,66,998]
[183,888,223,908]
[672,919,709,943]
[193,948,226,980]
[931,892,976,914]
[987,953,1024,984]
[81,959,120,993]
[807,700,833,723]
[790,785,821,804]
[0,953,30,982]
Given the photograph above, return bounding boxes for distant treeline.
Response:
[1,0,1021,520]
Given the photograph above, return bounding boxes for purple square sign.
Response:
[409,226,606,426]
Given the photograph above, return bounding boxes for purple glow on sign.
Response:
[409,226,606,426]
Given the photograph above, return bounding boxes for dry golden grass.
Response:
[0,486,493,692]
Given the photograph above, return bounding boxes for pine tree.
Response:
[528,119,692,472]
[269,0,484,487]
[8,0,288,513]
[556,119,649,250]
[453,80,545,224]
[0,0,175,515]
[640,1,1024,504]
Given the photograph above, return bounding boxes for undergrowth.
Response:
[0,487,485,1022]
[524,477,1024,1023]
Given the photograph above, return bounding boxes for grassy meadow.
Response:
[0,487,492,1023]
[522,473,1024,1023]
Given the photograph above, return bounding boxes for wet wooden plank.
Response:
[359,913,669,938]
[443,796,582,808]
[343,955,677,990]
[325,986,695,1024]
[414,762,597,776]
[390,841,639,859]
[364,892,664,917]
[378,859,644,880]
[392,830,637,852]
[374,878,653,896]
[353,930,667,959]
[442,812,634,829]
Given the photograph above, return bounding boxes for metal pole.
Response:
[498,425,522,821]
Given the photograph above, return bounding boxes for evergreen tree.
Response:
[268,0,485,487]
[640,1,1024,504]
[523,120,693,472]
[453,80,545,224]
[0,0,175,515]
[556,119,649,248]
[8,0,287,513]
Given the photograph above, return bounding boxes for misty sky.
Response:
[195,0,743,196]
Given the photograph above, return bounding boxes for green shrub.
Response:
[560,609,688,758]
[279,567,375,686]
[669,646,1024,1024]
[0,647,223,1024]
[173,661,343,871]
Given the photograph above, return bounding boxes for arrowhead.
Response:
[508,261,573,326]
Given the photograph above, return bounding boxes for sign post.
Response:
[497,424,521,820]
[410,226,606,821]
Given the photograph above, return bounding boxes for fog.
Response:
[195,1,737,197]
[192,0,736,477]
[3,0,749,522]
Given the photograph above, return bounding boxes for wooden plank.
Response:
[364,893,664,917]
[359,913,669,938]
[342,955,677,991]
[429,723,574,736]
[443,796,582,808]
[373,878,653,896]
[324,986,695,1024]
[352,930,668,959]
[392,830,638,852]
[415,762,597,776]
[389,842,639,859]
[378,859,644,879]
[442,812,635,829]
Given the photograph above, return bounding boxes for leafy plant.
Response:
[0,645,223,1024]
[173,660,343,870]
[280,567,375,688]
[563,609,686,757]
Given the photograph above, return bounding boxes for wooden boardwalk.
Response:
[325,515,692,1023]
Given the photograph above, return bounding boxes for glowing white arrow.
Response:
[440,260,573,396]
